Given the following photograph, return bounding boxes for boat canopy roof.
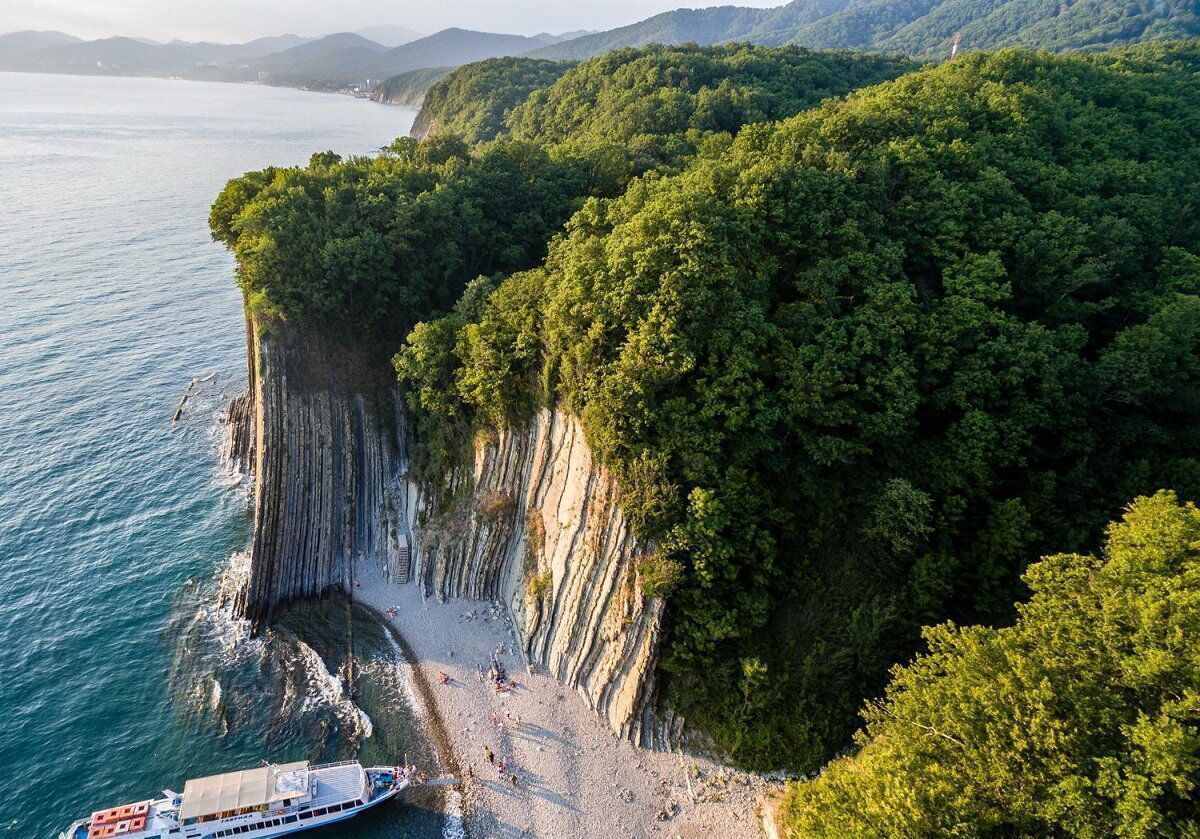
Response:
[179,761,309,820]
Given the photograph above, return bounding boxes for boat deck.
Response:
[308,762,366,807]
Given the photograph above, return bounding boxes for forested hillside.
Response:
[396,42,1200,769]
[208,139,597,345]
[409,57,574,142]
[780,491,1200,836]
[530,0,1200,60]
[212,41,1200,793]
[412,45,915,177]
[370,66,455,107]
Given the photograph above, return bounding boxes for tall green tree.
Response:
[779,490,1200,838]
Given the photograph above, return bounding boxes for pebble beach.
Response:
[356,564,777,838]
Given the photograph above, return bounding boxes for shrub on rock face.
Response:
[526,571,553,600]
[779,491,1200,838]
[476,490,515,521]
[636,552,685,598]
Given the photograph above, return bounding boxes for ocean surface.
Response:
[0,72,445,838]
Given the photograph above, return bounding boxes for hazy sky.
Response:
[2,0,785,43]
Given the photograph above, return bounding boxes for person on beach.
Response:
[438,671,450,685]
[510,773,518,788]
[484,747,494,765]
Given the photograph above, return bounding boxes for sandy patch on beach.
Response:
[356,565,775,838]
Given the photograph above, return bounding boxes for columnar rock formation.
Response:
[231,317,672,745]
[231,315,411,625]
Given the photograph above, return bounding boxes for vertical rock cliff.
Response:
[230,315,412,625]
[232,318,672,745]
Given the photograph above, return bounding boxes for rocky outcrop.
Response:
[412,410,673,747]
[368,66,454,112]
[232,317,671,745]
[230,315,412,625]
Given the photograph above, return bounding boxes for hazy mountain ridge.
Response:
[372,27,549,76]
[352,25,424,47]
[0,26,560,88]
[12,36,204,75]
[5,0,1195,89]
[238,32,387,82]
[531,0,1200,59]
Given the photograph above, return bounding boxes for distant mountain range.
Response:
[0,26,575,89]
[529,0,1200,61]
[352,25,423,48]
[373,28,553,77]
[2,0,1195,95]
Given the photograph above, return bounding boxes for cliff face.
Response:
[231,316,412,624]
[233,319,671,745]
[412,409,672,746]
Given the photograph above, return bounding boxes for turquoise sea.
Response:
[0,72,444,838]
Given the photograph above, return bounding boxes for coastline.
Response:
[355,563,777,838]
[0,68,395,102]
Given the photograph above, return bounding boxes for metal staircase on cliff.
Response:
[395,543,411,584]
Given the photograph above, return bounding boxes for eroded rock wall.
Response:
[231,316,671,744]
[412,409,673,746]
[231,316,412,624]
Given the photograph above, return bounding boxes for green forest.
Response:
[781,490,1200,837]
[212,40,1200,833]
[409,56,574,143]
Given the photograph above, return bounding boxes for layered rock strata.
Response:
[412,409,672,746]
[230,316,412,625]
[232,318,671,744]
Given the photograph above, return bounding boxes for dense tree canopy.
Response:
[213,45,910,340]
[504,44,915,172]
[409,57,573,144]
[214,37,1200,789]
[408,45,915,186]
[779,490,1200,837]
[208,140,592,340]
[397,43,1200,768]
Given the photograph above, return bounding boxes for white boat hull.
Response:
[61,763,411,839]
[188,782,403,839]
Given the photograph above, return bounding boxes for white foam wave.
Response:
[294,640,374,740]
[374,621,466,836]
[379,624,427,725]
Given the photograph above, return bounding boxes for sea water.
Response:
[0,72,441,837]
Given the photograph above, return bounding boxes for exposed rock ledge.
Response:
[231,315,674,746]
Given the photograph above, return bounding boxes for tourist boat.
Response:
[59,760,411,839]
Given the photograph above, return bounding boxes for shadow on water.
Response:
[164,565,446,838]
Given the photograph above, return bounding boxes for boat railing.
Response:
[309,760,362,771]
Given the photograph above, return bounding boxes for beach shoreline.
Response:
[355,563,776,838]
